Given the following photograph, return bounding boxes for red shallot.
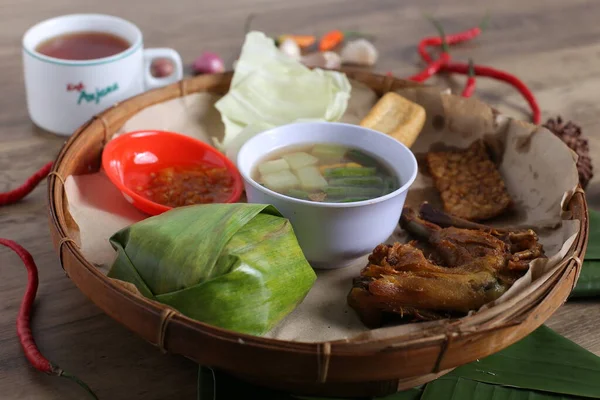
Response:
[192,52,225,75]
[150,58,175,78]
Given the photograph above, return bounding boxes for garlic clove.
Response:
[301,51,341,70]
[278,38,301,60]
[322,51,342,69]
[340,39,378,66]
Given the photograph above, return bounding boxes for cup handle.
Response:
[143,48,183,90]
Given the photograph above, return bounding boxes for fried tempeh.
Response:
[426,139,512,221]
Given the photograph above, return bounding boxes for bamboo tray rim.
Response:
[46,70,589,371]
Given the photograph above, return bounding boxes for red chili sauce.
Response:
[135,164,235,207]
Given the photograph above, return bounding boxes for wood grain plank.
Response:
[0,0,598,399]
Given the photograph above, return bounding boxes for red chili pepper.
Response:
[442,62,541,124]
[0,162,53,205]
[409,17,451,82]
[461,59,477,98]
[418,30,480,64]
[0,238,98,399]
[319,30,344,51]
[408,52,450,82]
[418,14,489,64]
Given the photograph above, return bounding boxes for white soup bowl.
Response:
[237,122,418,269]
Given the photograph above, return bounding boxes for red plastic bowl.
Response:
[102,130,243,216]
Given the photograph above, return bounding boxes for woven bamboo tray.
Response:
[46,71,589,398]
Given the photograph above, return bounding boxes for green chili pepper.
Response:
[334,196,372,203]
[328,176,384,186]
[286,189,311,199]
[324,167,377,178]
[324,186,382,198]
[382,177,398,194]
[345,150,380,167]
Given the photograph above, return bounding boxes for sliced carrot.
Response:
[319,30,344,51]
[278,34,316,48]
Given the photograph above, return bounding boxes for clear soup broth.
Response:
[252,143,399,203]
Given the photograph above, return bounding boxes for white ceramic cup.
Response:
[22,14,183,136]
[237,121,418,269]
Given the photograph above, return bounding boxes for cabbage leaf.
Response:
[214,31,351,157]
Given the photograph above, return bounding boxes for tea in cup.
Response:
[22,14,184,136]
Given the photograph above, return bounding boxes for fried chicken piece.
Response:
[426,139,512,221]
[347,205,545,328]
[348,243,507,328]
[418,203,544,271]
[400,208,510,271]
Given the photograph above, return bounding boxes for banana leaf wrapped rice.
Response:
[107,203,317,336]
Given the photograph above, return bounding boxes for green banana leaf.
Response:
[294,388,424,400]
[447,325,600,398]
[108,203,317,336]
[377,389,423,400]
[196,365,424,400]
[419,377,585,399]
[571,208,600,298]
[197,325,600,399]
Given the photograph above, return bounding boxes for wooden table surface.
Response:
[1,0,599,399]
